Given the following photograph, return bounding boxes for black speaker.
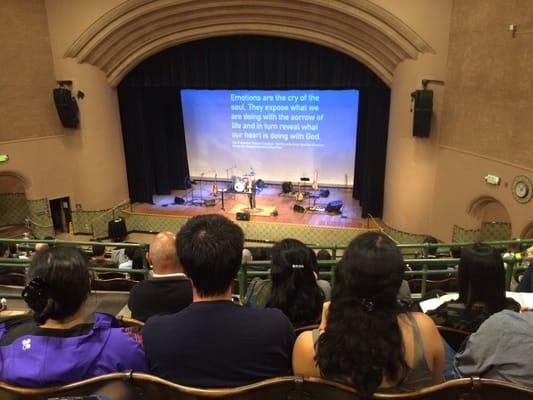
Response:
[236,211,250,221]
[174,196,185,205]
[293,204,306,213]
[282,182,293,193]
[108,218,127,242]
[53,88,79,128]
[411,90,433,137]
[319,189,330,198]
[326,200,343,214]
[205,199,216,207]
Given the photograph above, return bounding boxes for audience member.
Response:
[426,243,520,332]
[34,242,49,253]
[118,247,136,269]
[455,310,533,385]
[0,246,147,387]
[89,242,118,269]
[293,232,443,398]
[516,261,533,292]
[245,239,324,326]
[143,214,294,387]
[128,232,192,322]
[0,242,10,258]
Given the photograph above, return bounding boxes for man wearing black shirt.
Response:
[128,232,192,322]
[142,215,295,387]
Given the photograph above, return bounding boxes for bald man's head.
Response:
[148,231,182,275]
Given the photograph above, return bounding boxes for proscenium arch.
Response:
[65,0,434,87]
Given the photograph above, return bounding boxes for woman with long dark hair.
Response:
[0,246,147,387]
[427,243,520,332]
[246,239,325,326]
[293,232,443,398]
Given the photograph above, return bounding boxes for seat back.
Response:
[470,378,533,400]
[131,373,297,400]
[117,315,144,328]
[91,278,137,292]
[437,325,470,352]
[0,273,25,286]
[303,377,475,400]
[97,271,127,280]
[0,372,130,400]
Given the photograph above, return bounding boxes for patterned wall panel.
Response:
[451,225,481,243]
[123,212,368,246]
[479,222,512,242]
[381,223,429,244]
[72,203,131,238]
[0,193,29,226]
[26,199,54,238]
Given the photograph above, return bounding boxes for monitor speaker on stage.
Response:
[108,218,127,242]
[205,199,216,207]
[293,204,306,213]
[282,182,293,193]
[236,211,250,221]
[174,196,185,205]
[326,200,343,214]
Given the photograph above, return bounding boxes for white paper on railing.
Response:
[419,293,459,313]
[505,292,533,310]
[419,291,533,313]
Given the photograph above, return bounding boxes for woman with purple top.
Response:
[0,246,148,387]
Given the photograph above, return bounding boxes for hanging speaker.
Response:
[411,90,433,137]
[53,87,79,128]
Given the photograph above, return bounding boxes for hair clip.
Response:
[361,298,375,312]
[22,278,48,312]
[292,264,304,269]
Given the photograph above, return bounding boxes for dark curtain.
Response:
[353,87,391,217]
[118,35,389,216]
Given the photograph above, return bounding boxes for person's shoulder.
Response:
[405,311,440,336]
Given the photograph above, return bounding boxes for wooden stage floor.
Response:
[133,182,379,229]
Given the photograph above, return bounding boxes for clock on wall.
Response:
[511,175,533,203]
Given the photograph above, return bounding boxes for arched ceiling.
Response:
[65,0,434,87]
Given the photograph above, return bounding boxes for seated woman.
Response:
[245,239,325,327]
[0,246,148,387]
[293,232,444,398]
[426,243,520,332]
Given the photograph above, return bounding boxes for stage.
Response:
[131,181,377,230]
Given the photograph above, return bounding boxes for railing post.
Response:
[421,264,428,297]
[239,264,248,301]
[505,257,515,291]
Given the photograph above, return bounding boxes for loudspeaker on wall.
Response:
[53,87,79,128]
[411,89,433,137]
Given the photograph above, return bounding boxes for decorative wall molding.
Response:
[65,0,434,86]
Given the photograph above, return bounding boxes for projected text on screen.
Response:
[181,89,359,185]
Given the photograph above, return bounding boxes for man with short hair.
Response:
[128,232,192,322]
[143,215,295,387]
[89,243,118,269]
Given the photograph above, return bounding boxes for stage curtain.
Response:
[353,87,391,217]
[118,35,389,216]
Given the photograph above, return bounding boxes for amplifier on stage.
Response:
[108,218,127,242]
